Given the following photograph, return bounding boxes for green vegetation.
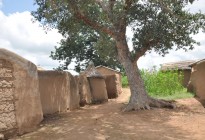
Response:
[151,89,194,100]
[122,75,129,88]
[141,69,184,95]
[122,69,194,99]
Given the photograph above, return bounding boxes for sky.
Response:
[0,0,205,73]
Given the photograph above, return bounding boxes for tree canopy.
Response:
[33,0,205,63]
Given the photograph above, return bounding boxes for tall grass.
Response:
[122,68,193,99]
[141,69,184,96]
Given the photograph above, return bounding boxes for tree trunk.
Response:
[116,40,175,111]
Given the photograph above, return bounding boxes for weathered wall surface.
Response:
[0,60,17,137]
[38,71,70,115]
[104,74,122,99]
[104,75,118,99]
[96,67,122,96]
[68,74,80,110]
[88,77,108,103]
[96,67,122,97]
[0,49,43,137]
[193,61,205,99]
[78,74,92,106]
[115,74,122,95]
[188,60,205,100]
[182,70,191,88]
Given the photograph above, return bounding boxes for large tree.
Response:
[50,27,123,72]
[33,0,205,111]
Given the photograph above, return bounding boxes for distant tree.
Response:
[33,0,205,111]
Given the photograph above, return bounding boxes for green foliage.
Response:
[32,0,205,67]
[50,30,123,72]
[141,69,184,96]
[122,76,129,88]
[122,69,188,97]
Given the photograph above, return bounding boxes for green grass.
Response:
[149,89,195,100]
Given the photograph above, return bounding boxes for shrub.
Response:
[141,69,184,96]
[122,68,185,96]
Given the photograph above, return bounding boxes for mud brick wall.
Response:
[0,60,17,133]
[0,48,43,138]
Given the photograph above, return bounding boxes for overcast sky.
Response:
[0,0,205,73]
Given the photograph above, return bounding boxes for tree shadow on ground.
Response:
[13,98,205,140]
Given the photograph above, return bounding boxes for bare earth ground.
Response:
[11,88,205,140]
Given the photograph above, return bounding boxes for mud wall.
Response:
[67,74,80,110]
[0,60,17,136]
[78,74,92,106]
[88,77,108,103]
[0,49,43,137]
[38,71,70,115]
[104,75,118,99]
[181,70,191,88]
[192,61,205,99]
[96,67,122,97]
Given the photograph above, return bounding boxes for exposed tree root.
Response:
[122,97,176,112]
[149,97,176,109]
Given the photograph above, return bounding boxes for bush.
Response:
[122,68,185,96]
[141,69,184,96]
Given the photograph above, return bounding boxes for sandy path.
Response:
[11,88,205,140]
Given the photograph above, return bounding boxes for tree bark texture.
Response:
[116,39,175,111]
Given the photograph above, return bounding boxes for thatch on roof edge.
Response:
[161,60,196,71]
[95,65,121,74]
[189,59,205,67]
[84,63,104,78]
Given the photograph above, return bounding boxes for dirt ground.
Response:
[11,88,205,140]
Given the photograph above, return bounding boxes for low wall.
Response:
[38,71,70,115]
[182,70,191,88]
[78,74,92,106]
[104,75,118,98]
[193,61,205,99]
[68,74,80,110]
[188,60,205,100]
[88,77,108,103]
[103,74,122,99]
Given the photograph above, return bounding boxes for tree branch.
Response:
[156,0,184,19]
[133,39,159,62]
[95,0,110,13]
[95,0,117,28]
[116,0,133,36]
[68,1,115,37]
